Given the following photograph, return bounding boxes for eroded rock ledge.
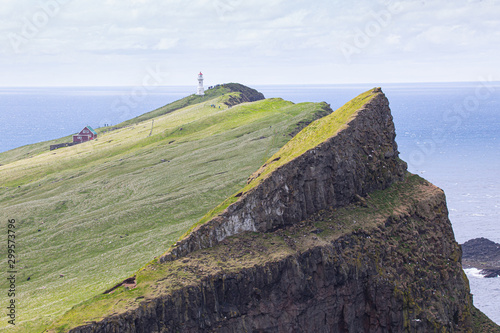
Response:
[161,88,407,262]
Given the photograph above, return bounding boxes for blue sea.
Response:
[0,83,499,323]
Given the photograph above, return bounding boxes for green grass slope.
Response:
[0,135,74,166]
[0,90,330,332]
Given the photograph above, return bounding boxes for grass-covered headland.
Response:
[0,85,330,332]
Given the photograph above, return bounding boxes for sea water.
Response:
[0,83,498,324]
[0,86,196,153]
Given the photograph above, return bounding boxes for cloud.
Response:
[153,38,179,50]
[1,0,500,85]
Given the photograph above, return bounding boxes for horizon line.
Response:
[0,80,499,89]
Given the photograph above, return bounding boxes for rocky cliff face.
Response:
[161,88,406,262]
[56,88,499,333]
[65,176,497,333]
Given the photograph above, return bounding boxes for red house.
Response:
[73,126,97,143]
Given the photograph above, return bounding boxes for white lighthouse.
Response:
[196,72,204,95]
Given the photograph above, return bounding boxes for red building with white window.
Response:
[73,126,97,143]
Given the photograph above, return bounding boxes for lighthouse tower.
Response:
[196,72,204,96]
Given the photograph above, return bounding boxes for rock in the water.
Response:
[461,237,500,277]
[482,269,500,278]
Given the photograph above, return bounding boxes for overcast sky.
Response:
[1,0,499,86]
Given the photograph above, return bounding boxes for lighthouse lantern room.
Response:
[196,72,204,96]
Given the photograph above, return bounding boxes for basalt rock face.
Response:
[67,177,497,333]
[161,88,407,262]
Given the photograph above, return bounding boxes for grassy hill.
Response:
[114,83,265,128]
[0,87,331,332]
[0,83,262,166]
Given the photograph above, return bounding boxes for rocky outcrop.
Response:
[462,237,500,278]
[223,83,265,106]
[462,237,500,262]
[161,88,407,262]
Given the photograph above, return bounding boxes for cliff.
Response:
[63,177,494,332]
[49,88,499,332]
[160,88,406,262]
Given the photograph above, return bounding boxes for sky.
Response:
[1,0,499,86]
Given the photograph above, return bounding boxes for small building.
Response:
[196,72,204,96]
[73,126,97,143]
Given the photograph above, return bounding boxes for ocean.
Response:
[0,83,498,324]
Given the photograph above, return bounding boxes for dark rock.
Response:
[103,276,136,295]
[482,269,500,278]
[462,237,500,277]
[462,237,500,262]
